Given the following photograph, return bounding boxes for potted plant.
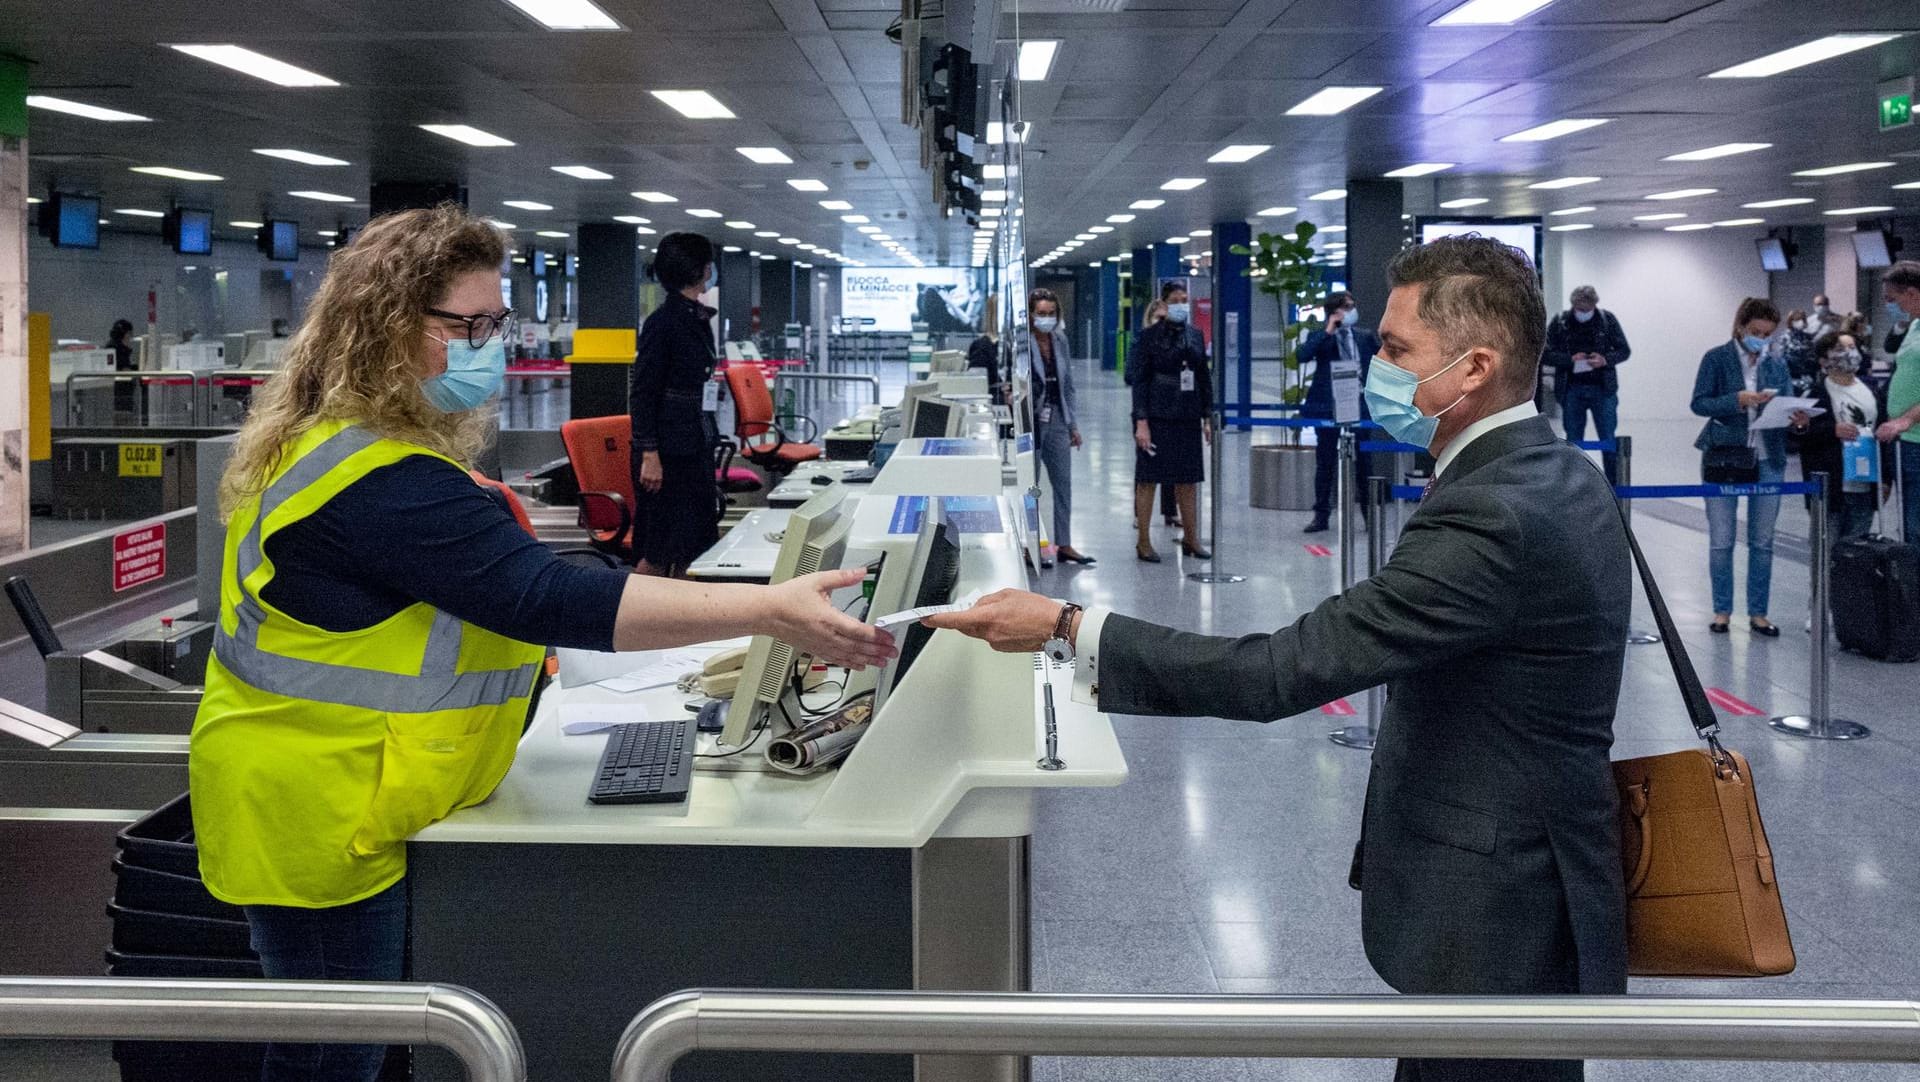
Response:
[1231,221,1330,511]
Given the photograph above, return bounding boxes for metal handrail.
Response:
[611,991,1920,1082]
[767,371,882,403]
[0,978,524,1082]
[64,369,205,426]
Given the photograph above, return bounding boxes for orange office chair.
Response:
[724,362,821,478]
[559,416,640,565]
[471,470,620,568]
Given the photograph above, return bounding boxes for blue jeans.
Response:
[1561,384,1619,481]
[1902,441,1920,543]
[1034,414,1074,549]
[1706,458,1785,618]
[245,879,408,1082]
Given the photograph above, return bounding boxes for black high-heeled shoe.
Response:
[1182,545,1212,560]
[1750,620,1781,638]
[1136,545,1162,563]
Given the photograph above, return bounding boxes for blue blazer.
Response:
[1690,340,1791,466]
[1015,327,1078,430]
[1301,326,1379,419]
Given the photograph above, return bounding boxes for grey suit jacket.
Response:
[1016,328,1078,430]
[1095,415,1630,995]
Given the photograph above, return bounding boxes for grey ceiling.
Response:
[5,0,1920,269]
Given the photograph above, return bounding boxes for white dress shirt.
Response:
[1434,399,1540,478]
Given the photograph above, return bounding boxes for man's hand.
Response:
[770,569,898,671]
[639,451,664,493]
[1070,427,1083,450]
[922,589,1064,654]
[1836,421,1861,441]
[1877,417,1914,442]
[1586,355,1608,369]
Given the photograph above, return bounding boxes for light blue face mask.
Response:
[1889,300,1909,324]
[1361,349,1472,451]
[1167,302,1191,324]
[422,334,507,413]
[1740,333,1769,355]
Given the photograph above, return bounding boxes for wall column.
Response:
[0,58,28,555]
[1212,220,1252,429]
[570,221,642,419]
[1098,260,1120,371]
[1343,180,1404,334]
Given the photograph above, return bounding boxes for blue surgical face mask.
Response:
[1167,302,1191,324]
[422,333,507,413]
[1889,300,1909,323]
[1361,349,1473,451]
[705,264,718,291]
[1033,316,1059,333]
[1740,333,1769,355]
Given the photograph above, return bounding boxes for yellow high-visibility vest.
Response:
[190,419,544,907]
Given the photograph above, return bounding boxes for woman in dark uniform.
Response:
[629,232,722,577]
[1129,280,1211,563]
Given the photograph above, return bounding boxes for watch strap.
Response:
[1052,602,1082,646]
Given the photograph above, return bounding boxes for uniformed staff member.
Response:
[189,205,894,1082]
[630,231,723,577]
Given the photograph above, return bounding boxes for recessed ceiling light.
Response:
[503,200,553,211]
[857,225,881,234]
[229,220,264,229]
[1255,206,1298,217]
[499,0,620,29]
[1431,0,1559,26]
[1440,197,1489,208]
[614,215,651,225]
[1707,34,1902,79]
[777,236,799,244]
[1792,161,1896,177]
[759,254,776,261]
[786,179,829,192]
[1662,143,1771,162]
[1384,162,1455,178]
[723,220,754,229]
[735,147,793,165]
[872,234,892,240]
[633,226,657,235]
[819,200,853,210]
[981,190,1008,202]
[650,90,734,119]
[1712,218,1767,226]
[1895,180,1920,190]
[1742,197,1815,208]
[1285,86,1385,115]
[130,166,223,181]
[114,208,165,218]
[1645,188,1717,200]
[551,164,614,179]
[490,221,518,230]
[1665,224,1715,231]
[987,122,1030,144]
[632,191,677,203]
[25,95,150,122]
[536,230,570,238]
[1208,144,1272,164]
[1309,189,1347,201]
[1165,235,1190,244]
[1161,178,1207,191]
[1825,205,1895,215]
[1549,206,1597,216]
[841,214,870,223]
[1192,228,1212,237]
[722,245,742,253]
[1634,213,1687,221]
[1500,118,1611,142]
[755,231,779,238]
[1129,199,1165,210]
[1088,225,1114,234]
[686,208,723,218]
[980,208,1004,217]
[289,190,354,202]
[251,148,349,167]
[1548,223,1595,232]
[1074,232,1096,240]
[167,44,338,87]
[1528,176,1601,190]
[1017,39,1060,81]
[1107,214,1136,223]
[419,124,514,147]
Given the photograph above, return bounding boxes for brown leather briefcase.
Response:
[1611,518,1795,978]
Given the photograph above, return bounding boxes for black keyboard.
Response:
[587,717,698,805]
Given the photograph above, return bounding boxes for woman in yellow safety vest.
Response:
[190,205,893,1082]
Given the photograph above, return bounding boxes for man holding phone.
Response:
[1543,285,1632,481]
[1300,291,1380,534]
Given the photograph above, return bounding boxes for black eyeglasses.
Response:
[425,307,517,349]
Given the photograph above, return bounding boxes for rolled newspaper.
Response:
[766,696,874,775]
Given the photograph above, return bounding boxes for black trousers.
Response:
[1311,432,1372,519]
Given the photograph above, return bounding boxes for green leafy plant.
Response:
[1231,221,1328,405]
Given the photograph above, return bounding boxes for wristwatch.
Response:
[1044,602,1083,665]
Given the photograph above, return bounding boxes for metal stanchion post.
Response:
[1337,427,1356,591]
[1618,435,1662,646]
[1189,320,1244,585]
[1770,472,1870,741]
[1331,476,1388,751]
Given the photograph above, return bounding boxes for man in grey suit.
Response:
[928,236,1631,1081]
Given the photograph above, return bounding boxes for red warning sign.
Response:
[112,523,168,592]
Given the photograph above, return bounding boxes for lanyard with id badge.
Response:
[702,373,720,412]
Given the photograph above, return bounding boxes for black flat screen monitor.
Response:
[911,398,954,440]
[263,220,299,262]
[166,208,213,255]
[1756,237,1791,273]
[42,193,100,249]
[892,521,959,692]
[1852,230,1893,270]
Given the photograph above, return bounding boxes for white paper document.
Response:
[1750,395,1823,431]
[1572,356,1595,375]
[873,589,986,632]
[592,650,705,693]
[560,703,651,736]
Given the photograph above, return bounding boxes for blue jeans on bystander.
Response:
[244,878,408,1082]
[1706,458,1785,618]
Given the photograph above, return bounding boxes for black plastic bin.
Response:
[106,949,263,980]
[108,903,254,958]
[115,792,201,878]
[112,858,245,922]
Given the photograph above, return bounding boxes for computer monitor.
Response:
[930,348,968,374]
[1852,229,1893,270]
[721,485,855,747]
[41,193,100,249]
[262,220,299,262]
[910,397,970,440]
[165,208,213,256]
[881,515,960,706]
[1755,237,1791,273]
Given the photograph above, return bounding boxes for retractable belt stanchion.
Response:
[1189,339,1245,585]
[1769,471,1870,741]
[1330,476,1388,751]
[1616,436,1661,646]
[1337,428,1357,590]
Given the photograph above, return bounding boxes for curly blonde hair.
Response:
[219,204,506,519]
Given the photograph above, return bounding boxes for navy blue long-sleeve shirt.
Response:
[260,455,627,650]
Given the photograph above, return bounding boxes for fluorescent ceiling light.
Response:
[114,208,165,218]
[1743,197,1815,208]
[1825,205,1895,215]
[1712,218,1767,226]
[983,165,1007,180]
[503,200,553,211]
[1634,213,1687,221]
[1645,187,1717,200]
[1161,178,1206,191]
[1549,206,1596,216]
[724,220,754,229]
[778,237,799,244]
[1285,86,1384,115]
[1792,161,1895,177]
[755,231,779,237]
[1208,144,1272,164]
[1309,189,1347,201]
[1894,181,1920,190]
[1663,142,1771,162]
[1384,162,1454,178]
[982,190,1007,202]
[722,245,743,253]
[1089,225,1114,234]
[253,147,349,166]
[1075,233,1096,240]
[420,124,514,147]
[1666,224,1714,231]
[1255,205,1298,217]
[1320,225,1346,233]
[614,215,651,224]
[1548,223,1594,232]
[632,191,677,203]
[489,221,517,230]
[1192,228,1212,236]
[981,207,1004,216]
[130,165,222,181]
[229,220,264,229]
[499,0,620,29]
[1528,176,1601,190]
[1130,199,1165,210]
[1165,236,1190,244]
[1500,118,1611,142]
[735,147,792,165]
[1431,0,1558,26]
[987,122,1029,144]
[857,225,881,234]
[168,44,338,87]
[289,190,354,202]
[1018,39,1060,81]
[1440,197,1489,208]
[819,199,853,210]
[841,214,870,223]
[786,179,829,192]
[25,95,150,122]
[650,90,734,119]
[1707,34,1901,79]
[686,208,723,218]
[633,227,656,235]
[1107,214,1136,223]
[536,230,570,238]
[551,164,613,179]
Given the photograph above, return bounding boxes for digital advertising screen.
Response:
[841,267,986,333]
[1417,217,1542,273]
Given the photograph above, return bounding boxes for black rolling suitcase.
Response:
[1829,468,1920,661]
